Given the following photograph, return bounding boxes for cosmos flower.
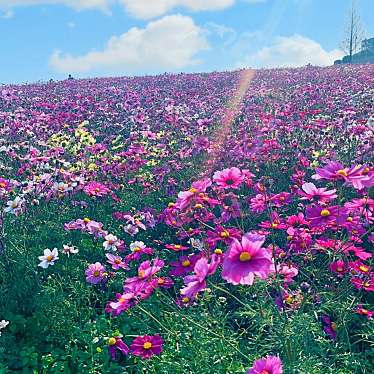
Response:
[106,253,128,271]
[321,315,337,340]
[213,167,244,189]
[4,196,25,216]
[300,182,337,203]
[38,248,59,269]
[107,336,129,360]
[246,355,283,374]
[103,234,121,251]
[222,234,272,285]
[62,244,79,256]
[130,334,163,359]
[85,262,106,284]
[83,181,111,197]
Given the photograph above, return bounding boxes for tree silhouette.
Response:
[341,0,365,63]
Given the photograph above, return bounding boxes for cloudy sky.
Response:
[0,0,373,83]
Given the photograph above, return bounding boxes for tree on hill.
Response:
[340,0,366,63]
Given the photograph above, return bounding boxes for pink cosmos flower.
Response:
[169,254,200,277]
[356,304,374,319]
[107,336,129,360]
[300,182,337,203]
[85,262,106,284]
[247,355,283,374]
[306,205,347,227]
[222,234,272,285]
[312,161,363,182]
[180,255,220,302]
[84,181,111,197]
[329,260,348,277]
[213,167,244,189]
[321,315,337,340]
[108,291,137,315]
[130,334,163,359]
[106,253,128,271]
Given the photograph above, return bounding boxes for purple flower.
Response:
[85,262,106,284]
[130,334,163,359]
[247,355,283,374]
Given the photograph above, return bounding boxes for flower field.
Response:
[0,65,373,373]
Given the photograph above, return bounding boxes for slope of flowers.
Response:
[0,65,373,374]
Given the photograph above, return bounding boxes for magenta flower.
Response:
[213,167,244,189]
[107,336,129,360]
[321,315,337,340]
[247,355,283,374]
[329,260,347,277]
[222,234,272,285]
[106,253,128,271]
[306,205,347,227]
[85,262,106,284]
[300,182,337,203]
[83,181,111,197]
[180,255,220,302]
[130,334,163,359]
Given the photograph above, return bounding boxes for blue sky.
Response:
[0,0,373,84]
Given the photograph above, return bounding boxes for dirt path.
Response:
[201,69,255,177]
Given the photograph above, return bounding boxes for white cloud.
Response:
[237,34,344,68]
[120,0,235,19]
[50,14,209,75]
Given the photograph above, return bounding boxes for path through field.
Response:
[202,69,255,177]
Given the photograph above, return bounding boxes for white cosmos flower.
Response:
[130,241,146,252]
[4,196,25,215]
[62,245,79,256]
[38,248,59,268]
[0,320,9,336]
[103,234,119,251]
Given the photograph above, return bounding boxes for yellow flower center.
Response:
[182,260,191,267]
[359,265,369,273]
[133,247,141,252]
[271,223,278,228]
[138,270,146,278]
[0,182,6,188]
[168,202,175,207]
[157,278,165,285]
[361,308,368,315]
[143,342,152,350]
[46,255,54,262]
[220,230,230,238]
[336,169,348,177]
[174,244,182,249]
[114,258,121,264]
[346,216,353,222]
[189,188,198,193]
[364,282,370,288]
[331,322,337,331]
[214,248,223,255]
[84,217,91,223]
[239,252,252,262]
[336,267,344,272]
[93,271,100,277]
[108,337,116,346]
[362,167,370,175]
[320,209,331,217]
[261,371,270,374]
[194,203,203,209]
[182,297,190,303]
[285,295,293,304]
[11,202,18,208]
